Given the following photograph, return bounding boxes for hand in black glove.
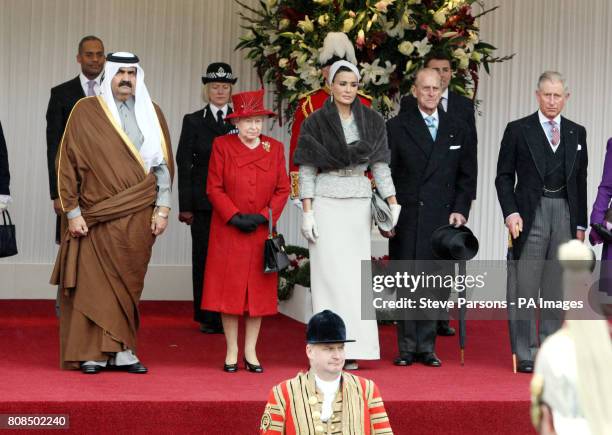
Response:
[229,213,258,233]
[242,213,268,226]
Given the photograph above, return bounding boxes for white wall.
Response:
[0,0,609,298]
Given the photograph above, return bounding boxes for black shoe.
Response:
[223,362,238,373]
[244,357,263,373]
[437,323,456,336]
[517,360,534,373]
[80,363,103,374]
[419,353,442,367]
[393,354,415,366]
[199,323,224,334]
[110,362,148,374]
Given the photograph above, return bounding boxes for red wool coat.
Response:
[202,134,290,316]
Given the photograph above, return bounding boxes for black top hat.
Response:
[202,62,238,84]
[306,310,356,344]
[431,225,479,261]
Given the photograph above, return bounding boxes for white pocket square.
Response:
[449,145,461,150]
[577,144,582,150]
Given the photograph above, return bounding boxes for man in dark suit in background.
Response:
[400,51,477,337]
[0,121,10,210]
[176,63,237,333]
[387,68,477,367]
[495,71,587,373]
[46,35,105,244]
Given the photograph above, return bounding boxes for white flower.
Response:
[278,58,289,68]
[360,59,396,86]
[342,18,354,32]
[374,0,395,13]
[279,19,290,30]
[453,48,467,58]
[283,76,299,90]
[297,258,309,267]
[470,51,482,62]
[267,0,277,8]
[298,64,322,89]
[398,41,414,56]
[298,15,314,33]
[433,9,447,26]
[318,14,329,27]
[382,95,394,109]
[413,37,431,57]
[468,30,479,44]
[263,45,281,56]
[404,59,413,73]
[287,253,297,262]
[356,29,365,47]
[279,277,288,288]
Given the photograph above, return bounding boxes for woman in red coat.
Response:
[202,89,290,373]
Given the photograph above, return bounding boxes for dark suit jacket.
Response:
[495,112,588,259]
[400,91,477,199]
[46,76,85,199]
[387,105,477,260]
[0,121,9,195]
[176,105,234,212]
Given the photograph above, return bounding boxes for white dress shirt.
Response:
[314,374,341,422]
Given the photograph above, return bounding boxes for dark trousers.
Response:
[191,210,220,326]
[396,261,452,355]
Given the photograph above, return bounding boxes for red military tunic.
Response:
[202,134,290,316]
[288,86,372,198]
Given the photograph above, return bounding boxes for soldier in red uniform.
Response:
[288,32,372,199]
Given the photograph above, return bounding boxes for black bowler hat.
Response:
[431,225,479,261]
[202,62,238,84]
[306,310,355,344]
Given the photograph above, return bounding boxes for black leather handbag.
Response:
[0,210,17,258]
[264,208,289,273]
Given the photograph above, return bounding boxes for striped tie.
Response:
[549,120,560,146]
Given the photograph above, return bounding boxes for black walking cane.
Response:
[506,232,518,373]
[458,260,467,365]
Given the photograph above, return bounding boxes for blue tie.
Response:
[425,115,437,141]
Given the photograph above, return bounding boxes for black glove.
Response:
[242,213,268,226]
[229,213,257,233]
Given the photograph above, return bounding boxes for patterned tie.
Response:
[548,120,560,146]
[87,80,96,97]
[216,109,224,128]
[425,115,437,141]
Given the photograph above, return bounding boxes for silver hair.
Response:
[537,71,569,93]
[414,67,442,87]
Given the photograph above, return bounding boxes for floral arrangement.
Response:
[278,245,311,300]
[236,0,513,122]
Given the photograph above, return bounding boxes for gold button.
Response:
[308,396,318,405]
[315,425,324,433]
[312,411,321,420]
[331,425,335,430]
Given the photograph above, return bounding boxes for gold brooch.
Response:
[262,140,271,152]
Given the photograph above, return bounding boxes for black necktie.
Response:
[216,109,224,128]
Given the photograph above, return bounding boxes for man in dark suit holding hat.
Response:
[386,68,477,367]
[400,51,478,337]
[259,310,393,434]
[176,62,237,333]
[495,71,588,373]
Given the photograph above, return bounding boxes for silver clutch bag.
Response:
[371,189,393,232]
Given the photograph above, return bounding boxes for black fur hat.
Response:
[306,310,355,344]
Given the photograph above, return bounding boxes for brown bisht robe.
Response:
[51,96,174,369]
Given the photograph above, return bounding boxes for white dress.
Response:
[299,115,395,360]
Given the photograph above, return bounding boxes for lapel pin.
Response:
[262,140,271,152]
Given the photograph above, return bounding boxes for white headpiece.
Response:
[327,60,361,86]
[100,52,164,172]
[319,32,357,66]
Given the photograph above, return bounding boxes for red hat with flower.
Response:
[225,89,276,120]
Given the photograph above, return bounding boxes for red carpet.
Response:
[0,300,533,434]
